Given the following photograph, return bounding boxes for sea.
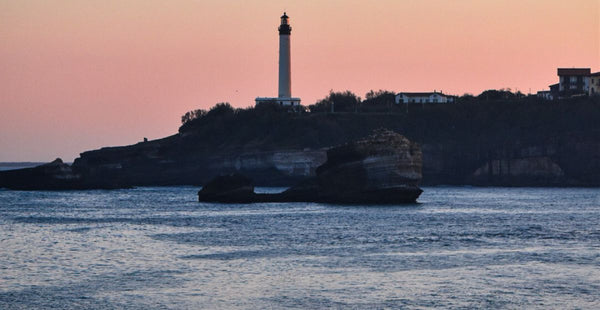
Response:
[0,186,598,309]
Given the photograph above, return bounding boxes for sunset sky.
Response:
[1,0,598,161]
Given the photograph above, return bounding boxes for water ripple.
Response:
[0,186,599,309]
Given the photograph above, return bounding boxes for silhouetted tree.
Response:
[181,109,207,124]
[207,102,235,117]
[478,89,517,101]
[457,93,476,103]
[309,90,361,113]
[362,90,396,112]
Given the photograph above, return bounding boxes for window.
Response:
[570,76,577,83]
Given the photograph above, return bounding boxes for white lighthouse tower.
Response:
[256,12,301,107]
[278,12,292,98]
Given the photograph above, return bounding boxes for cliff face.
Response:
[422,135,600,186]
[68,134,327,187]
[314,129,422,196]
[57,131,600,188]
[210,150,327,185]
[471,157,564,185]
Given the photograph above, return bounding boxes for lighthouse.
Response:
[278,12,292,98]
[256,12,301,107]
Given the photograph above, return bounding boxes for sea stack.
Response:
[198,129,423,204]
[283,129,423,203]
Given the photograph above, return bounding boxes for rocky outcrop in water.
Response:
[197,174,255,202]
[198,130,423,204]
[0,158,78,190]
[0,158,127,190]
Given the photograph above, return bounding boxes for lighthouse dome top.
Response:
[280,12,289,25]
[279,12,291,34]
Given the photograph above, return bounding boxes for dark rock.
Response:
[0,158,129,190]
[197,173,256,202]
[297,129,422,202]
[198,130,423,204]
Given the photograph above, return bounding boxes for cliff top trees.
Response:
[308,90,361,113]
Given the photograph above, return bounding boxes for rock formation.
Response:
[198,129,423,204]
[197,174,255,202]
[0,158,128,190]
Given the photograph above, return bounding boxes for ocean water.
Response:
[0,187,599,309]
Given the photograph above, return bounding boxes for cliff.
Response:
[2,97,599,189]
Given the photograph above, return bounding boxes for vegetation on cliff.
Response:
[178,90,600,153]
[174,90,599,186]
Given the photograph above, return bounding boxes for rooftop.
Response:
[557,68,591,76]
[397,92,448,97]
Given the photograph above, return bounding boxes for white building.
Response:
[536,90,554,100]
[395,92,454,104]
[255,12,301,107]
[589,72,600,96]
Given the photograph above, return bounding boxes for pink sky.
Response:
[1,0,598,161]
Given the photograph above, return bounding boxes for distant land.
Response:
[0,163,45,171]
[1,90,599,189]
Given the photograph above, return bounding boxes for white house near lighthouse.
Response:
[255,12,301,107]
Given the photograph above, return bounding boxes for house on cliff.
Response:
[590,72,600,96]
[557,68,590,98]
[537,90,553,100]
[537,68,599,99]
[538,83,559,100]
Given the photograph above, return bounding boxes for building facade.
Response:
[557,68,590,98]
[395,92,454,104]
[537,90,553,100]
[590,72,600,96]
[256,12,301,107]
